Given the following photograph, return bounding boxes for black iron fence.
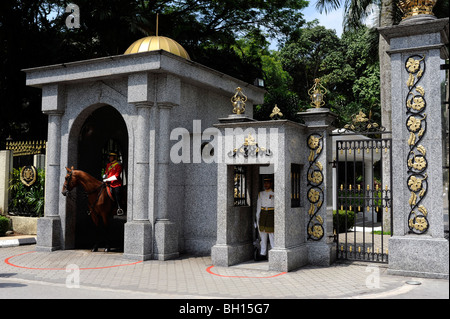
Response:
[332,131,392,263]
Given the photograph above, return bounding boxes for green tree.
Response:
[276,22,381,126]
[315,0,448,132]
[0,0,310,143]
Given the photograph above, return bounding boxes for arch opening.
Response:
[70,105,129,250]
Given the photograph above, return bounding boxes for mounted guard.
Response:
[103,152,124,216]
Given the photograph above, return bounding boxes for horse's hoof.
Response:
[91,247,98,252]
[104,248,110,252]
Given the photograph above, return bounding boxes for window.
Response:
[233,166,248,206]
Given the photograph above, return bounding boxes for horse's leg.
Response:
[90,213,100,252]
[102,212,113,252]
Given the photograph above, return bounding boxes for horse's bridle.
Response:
[61,169,106,216]
[62,170,73,196]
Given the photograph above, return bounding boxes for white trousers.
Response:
[259,231,274,256]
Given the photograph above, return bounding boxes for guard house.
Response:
[24,35,336,272]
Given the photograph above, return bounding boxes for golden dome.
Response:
[124,36,190,60]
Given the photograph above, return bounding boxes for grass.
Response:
[372,230,391,235]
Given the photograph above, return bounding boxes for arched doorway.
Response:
[74,105,128,250]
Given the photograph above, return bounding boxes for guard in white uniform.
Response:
[256,177,275,258]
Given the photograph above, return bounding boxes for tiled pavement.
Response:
[1,244,448,299]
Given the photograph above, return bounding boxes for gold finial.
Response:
[270,104,283,120]
[231,87,247,115]
[308,78,327,108]
[398,0,437,19]
[156,13,159,36]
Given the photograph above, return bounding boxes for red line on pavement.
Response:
[206,265,287,278]
[4,251,143,270]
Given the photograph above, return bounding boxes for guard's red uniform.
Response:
[105,161,123,188]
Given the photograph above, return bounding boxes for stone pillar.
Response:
[153,74,180,260]
[0,150,13,215]
[35,84,65,251]
[33,154,46,170]
[154,103,179,260]
[379,17,449,279]
[211,163,233,266]
[298,108,337,266]
[123,74,153,260]
[36,111,63,251]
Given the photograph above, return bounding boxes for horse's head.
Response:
[62,166,76,196]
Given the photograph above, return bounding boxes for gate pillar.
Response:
[0,150,13,215]
[379,17,449,278]
[36,84,65,251]
[299,108,337,266]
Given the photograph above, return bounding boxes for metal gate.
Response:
[332,112,392,263]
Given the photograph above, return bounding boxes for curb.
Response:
[0,237,36,248]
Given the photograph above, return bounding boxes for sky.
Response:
[269,1,344,50]
[302,1,344,37]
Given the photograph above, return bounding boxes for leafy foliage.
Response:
[8,168,45,217]
[0,215,10,236]
[0,0,310,143]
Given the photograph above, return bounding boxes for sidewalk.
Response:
[0,242,448,299]
[0,234,36,248]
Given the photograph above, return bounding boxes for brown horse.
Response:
[62,166,118,252]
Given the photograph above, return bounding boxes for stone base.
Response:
[35,216,62,252]
[123,220,152,260]
[388,236,449,279]
[307,242,336,266]
[211,242,254,267]
[269,245,308,272]
[10,216,38,235]
[154,219,179,260]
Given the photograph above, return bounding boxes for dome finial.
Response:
[156,13,159,37]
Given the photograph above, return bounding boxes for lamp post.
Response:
[308,78,327,109]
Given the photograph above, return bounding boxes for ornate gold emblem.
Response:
[343,110,382,132]
[228,134,272,158]
[20,165,37,187]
